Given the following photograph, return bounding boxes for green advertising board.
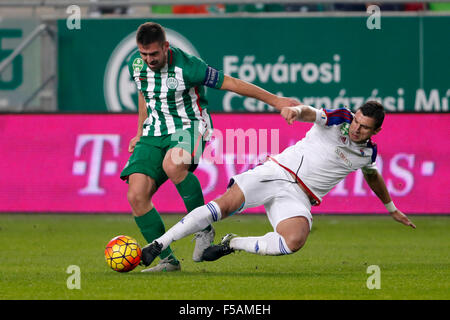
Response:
[57,16,450,113]
[0,19,41,110]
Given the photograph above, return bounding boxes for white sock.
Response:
[156,201,222,251]
[230,232,293,256]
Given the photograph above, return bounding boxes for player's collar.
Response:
[168,48,173,66]
[351,138,371,148]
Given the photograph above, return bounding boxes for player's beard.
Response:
[349,130,371,143]
[148,53,168,71]
[349,131,360,142]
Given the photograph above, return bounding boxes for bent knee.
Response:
[162,160,189,184]
[276,216,310,253]
[127,188,150,208]
[162,161,179,178]
[284,234,307,253]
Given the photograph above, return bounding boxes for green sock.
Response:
[134,208,178,264]
[175,172,211,232]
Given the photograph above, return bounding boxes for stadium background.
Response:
[0,0,449,301]
[1,0,448,215]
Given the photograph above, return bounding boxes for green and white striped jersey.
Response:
[128,46,224,139]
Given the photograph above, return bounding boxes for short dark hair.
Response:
[359,100,385,129]
[136,22,166,46]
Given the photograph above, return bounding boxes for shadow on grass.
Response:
[126,270,336,279]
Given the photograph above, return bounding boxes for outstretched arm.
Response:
[363,170,416,229]
[219,75,299,111]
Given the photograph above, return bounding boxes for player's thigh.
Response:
[120,138,168,188]
[162,127,205,177]
[266,200,312,233]
[265,187,312,251]
[230,161,282,211]
[162,147,191,179]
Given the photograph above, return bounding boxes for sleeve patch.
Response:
[324,108,353,126]
[314,109,328,126]
[203,66,220,88]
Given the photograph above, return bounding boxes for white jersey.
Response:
[272,107,378,205]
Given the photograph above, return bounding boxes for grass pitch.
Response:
[0,213,448,300]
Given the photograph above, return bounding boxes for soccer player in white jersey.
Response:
[120,22,298,272]
[140,101,416,266]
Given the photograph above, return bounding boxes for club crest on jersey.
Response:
[166,76,179,90]
[360,149,365,156]
[340,122,350,136]
[132,58,144,73]
[340,136,348,144]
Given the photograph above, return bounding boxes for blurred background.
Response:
[0,0,449,215]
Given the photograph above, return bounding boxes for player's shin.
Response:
[134,208,178,263]
[156,201,222,251]
[230,232,293,256]
[175,171,213,233]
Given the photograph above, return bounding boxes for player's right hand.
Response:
[390,209,417,229]
[281,107,301,125]
[128,136,141,153]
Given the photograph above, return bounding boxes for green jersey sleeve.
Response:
[174,47,224,89]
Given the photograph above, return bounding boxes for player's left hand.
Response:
[390,210,416,229]
[128,135,141,153]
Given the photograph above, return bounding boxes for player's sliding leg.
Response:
[141,184,244,266]
[127,173,180,270]
[203,216,310,261]
[202,232,292,261]
[203,232,292,261]
[163,147,215,262]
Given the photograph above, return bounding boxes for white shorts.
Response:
[231,160,313,230]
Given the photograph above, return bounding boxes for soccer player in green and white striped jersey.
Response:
[120,22,298,272]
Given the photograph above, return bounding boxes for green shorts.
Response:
[120,126,206,188]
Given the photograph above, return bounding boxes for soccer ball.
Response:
[105,235,142,272]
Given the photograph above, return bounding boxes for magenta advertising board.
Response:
[1,113,448,214]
